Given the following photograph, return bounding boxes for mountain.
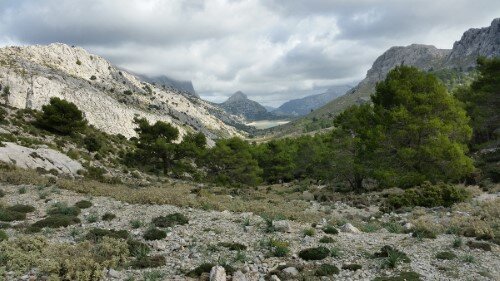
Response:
[0,43,243,142]
[140,75,199,98]
[263,105,276,112]
[273,85,352,116]
[260,18,499,137]
[219,91,275,121]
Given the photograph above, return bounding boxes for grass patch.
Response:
[47,202,80,216]
[74,200,92,209]
[435,251,457,260]
[319,236,335,243]
[85,228,129,242]
[144,228,166,241]
[32,215,80,228]
[102,212,116,221]
[6,204,36,213]
[0,209,26,222]
[152,213,189,227]
[219,242,247,251]
[323,225,339,234]
[298,246,330,261]
[130,255,166,269]
[315,264,339,276]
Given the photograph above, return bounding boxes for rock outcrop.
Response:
[0,142,83,175]
[219,91,274,121]
[0,43,243,142]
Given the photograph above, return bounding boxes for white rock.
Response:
[210,266,226,281]
[340,223,362,233]
[403,222,414,231]
[270,275,281,281]
[232,270,247,281]
[272,220,291,232]
[107,269,121,279]
[282,267,299,276]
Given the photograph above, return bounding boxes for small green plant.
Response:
[323,225,339,234]
[47,202,80,216]
[467,241,491,251]
[0,209,26,222]
[186,263,215,277]
[412,227,437,239]
[131,255,166,269]
[6,204,35,213]
[0,229,8,242]
[384,221,404,233]
[142,269,165,281]
[435,251,457,260]
[362,222,380,233]
[269,238,290,257]
[90,75,97,80]
[102,212,116,221]
[298,246,330,260]
[18,187,27,194]
[342,264,362,271]
[74,200,92,209]
[32,215,80,228]
[378,246,411,269]
[315,264,339,276]
[219,242,247,251]
[85,212,98,223]
[130,220,143,229]
[461,254,476,263]
[319,236,335,243]
[452,237,463,248]
[303,228,316,236]
[85,228,129,242]
[143,228,166,241]
[330,246,342,257]
[234,250,247,263]
[152,213,189,227]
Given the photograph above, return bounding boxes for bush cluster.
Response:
[152,213,189,227]
[298,246,330,260]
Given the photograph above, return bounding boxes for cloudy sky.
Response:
[0,0,498,106]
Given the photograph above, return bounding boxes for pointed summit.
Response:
[226,91,247,102]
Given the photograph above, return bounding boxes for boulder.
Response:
[282,267,299,276]
[210,266,226,281]
[232,270,247,281]
[340,223,362,233]
[272,220,291,233]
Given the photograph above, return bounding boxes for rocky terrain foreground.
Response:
[0,183,498,281]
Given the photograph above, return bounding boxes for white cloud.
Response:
[0,0,498,106]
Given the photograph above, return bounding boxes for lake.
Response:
[246,120,290,129]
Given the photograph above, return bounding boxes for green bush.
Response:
[84,135,103,152]
[151,213,188,227]
[74,200,92,209]
[219,242,247,251]
[35,97,87,135]
[303,228,316,236]
[315,264,339,276]
[90,75,97,80]
[342,264,362,271]
[435,251,456,260]
[85,228,129,242]
[6,204,36,213]
[383,182,470,211]
[375,246,411,269]
[319,236,335,243]
[102,212,116,221]
[323,225,339,234]
[127,239,151,258]
[298,246,330,260]
[130,255,165,269]
[411,227,437,239]
[467,241,491,251]
[143,228,166,241]
[0,229,7,242]
[32,215,80,228]
[0,209,26,222]
[186,263,215,277]
[269,238,290,257]
[47,202,81,216]
[0,189,5,197]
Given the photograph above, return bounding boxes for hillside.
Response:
[260,18,500,138]
[0,43,243,142]
[140,74,199,98]
[219,91,276,121]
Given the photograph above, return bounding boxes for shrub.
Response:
[375,246,411,269]
[269,238,290,257]
[84,135,103,152]
[123,90,133,95]
[130,255,165,269]
[0,229,7,242]
[0,209,26,222]
[85,228,129,242]
[323,225,339,234]
[18,187,27,194]
[74,200,92,209]
[102,212,116,221]
[47,202,80,216]
[319,236,335,243]
[315,264,339,276]
[452,237,463,248]
[90,75,97,80]
[0,189,5,197]
[32,215,80,228]
[435,251,456,260]
[383,182,470,211]
[219,242,247,251]
[298,246,330,260]
[127,239,151,258]
[6,204,36,213]
[86,212,98,223]
[384,221,404,233]
[143,228,166,241]
[186,263,214,277]
[342,264,362,271]
[35,97,87,135]
[412,227,437,239]
[152,213,188,227]
[467,241,491,251]
[303,228,316,236]
[130,220,143,229]
[0,222,10,229]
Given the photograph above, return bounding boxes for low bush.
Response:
[130,220,143,229]
[219,242,247,251]
[0,209,26,222]
[412,226,437,239]
[319,236,335,243]
[74,200,92,209]
[6,204,36,213]
[298,246,330,260]
[143,228,166,241]
[85,228,129,242]
[435,251,456,260]
[383,182,470,211]
[130,255,165,269]
[152,213,189,227]
[127,239,151,258]
[323,225,339,234]
[269,238,290,257]
[0,222,10,229]
[186,263,214,277]
[467,241,491,251]
[303,228,316,236]
[315,264,339,276]
[342,264,362,271]
[0,229,7,242]
[47,202,80,216]
[102,212,116,221]
[32,215,80,228]
[0,189,5,197]
[375,246,411,269]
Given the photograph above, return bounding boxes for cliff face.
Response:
[0,43,243,141]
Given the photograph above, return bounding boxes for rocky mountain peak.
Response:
[226,91,248,102]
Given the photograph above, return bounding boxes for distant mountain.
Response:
[140,75,199,98]
[219,91,275,121]
[273,85,352,116]
[263,105,277,112]
[260,18,500,137]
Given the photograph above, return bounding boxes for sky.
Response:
[0,0,499,107]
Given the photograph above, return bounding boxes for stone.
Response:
[232,270,247,281]
[340,223,362,233]
[403,222,414,231]
[272,220,291,232]
[270,275,281,281]
[107,269,121,279]
[210,266,226,281]
[302,191,315,201]
[282,267,299,276]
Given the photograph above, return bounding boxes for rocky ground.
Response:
[0,183,498,281]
